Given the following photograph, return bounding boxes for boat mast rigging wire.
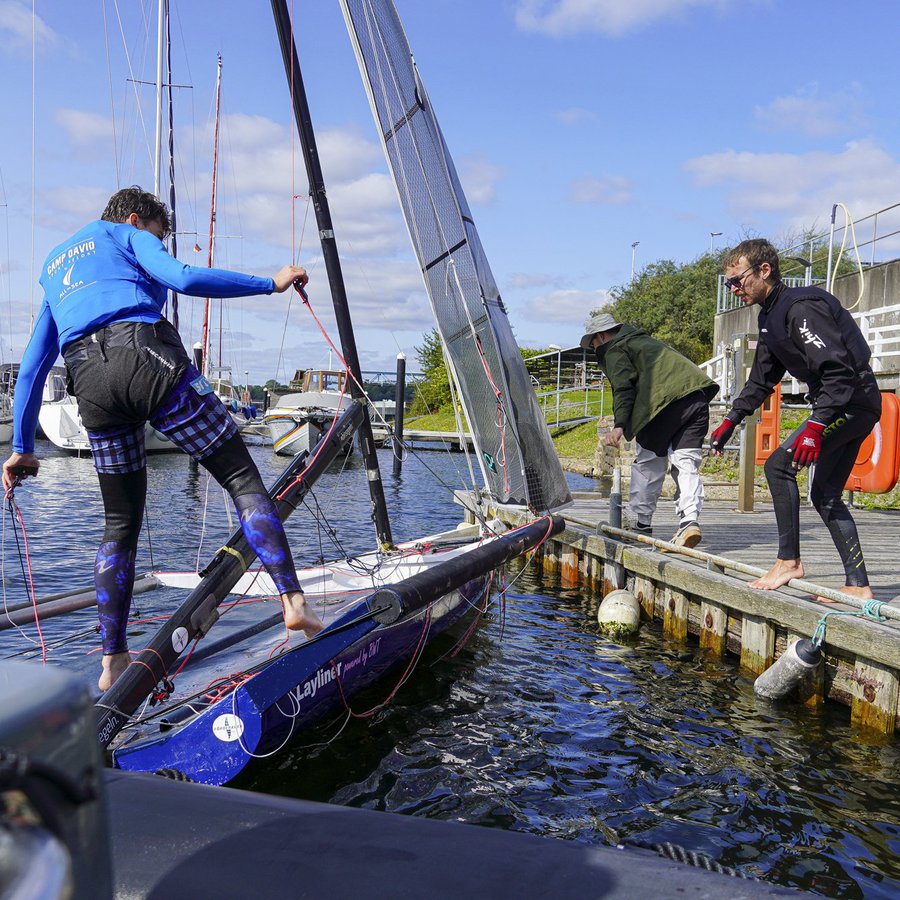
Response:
[200,54,223,377]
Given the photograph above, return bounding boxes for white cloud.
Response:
[328,173,410,256]
[570,174,632,205]
[54,109,115,146]
[684,139,900,227]
[340,256,433,332]
[458,154,505,205]
[36,185,110,231]
[209,115,408,255]
[754,83,866,137]
[514,0,734,37]
[0,1,58,50]
[554,107,597,125]
[520,287,613,326]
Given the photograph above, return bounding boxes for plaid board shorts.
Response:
[88,365,238,474]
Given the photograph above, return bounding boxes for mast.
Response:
[165,6,179,328]
[200,54,223,378]
[152,0,166,196]
[270,0,394,549]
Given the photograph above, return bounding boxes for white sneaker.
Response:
[670,520,701,549]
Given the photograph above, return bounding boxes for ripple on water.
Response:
[2,451,898,896]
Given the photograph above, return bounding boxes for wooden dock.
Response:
[372,425,475,451]
[465,493,900,736]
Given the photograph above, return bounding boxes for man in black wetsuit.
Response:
[709,239,881,602]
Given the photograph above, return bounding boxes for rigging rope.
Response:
[2,486,44,657]
[812,598,886,648]
[828,202,866,311]
[332,607,433,719]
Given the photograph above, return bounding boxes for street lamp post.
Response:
[709,231,722,255]
[630,241,640,284]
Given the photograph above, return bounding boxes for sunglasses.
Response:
[724,265,756,290]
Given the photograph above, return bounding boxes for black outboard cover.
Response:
[0,663,112,899]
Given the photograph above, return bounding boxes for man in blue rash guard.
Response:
[2,186,323,691]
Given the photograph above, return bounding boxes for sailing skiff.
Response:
[89,0,571,785]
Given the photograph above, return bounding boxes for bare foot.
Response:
[816,584,874,605]
[99,652,131,692]
[749,559,804,590]
[281,591,324,638]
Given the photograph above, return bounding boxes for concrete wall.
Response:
[713,258,900,383]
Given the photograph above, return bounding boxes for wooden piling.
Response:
[542,540,559,576]
[662,586,689,642]
[561,547,579,587]
[850,660,899,735]
[633,576,655,620]
[740,614,775,676]
[699,600,728,657]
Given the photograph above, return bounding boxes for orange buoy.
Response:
[845,392,900,494]
[754,384,782,464]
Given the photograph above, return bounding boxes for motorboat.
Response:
[264,368,352,456]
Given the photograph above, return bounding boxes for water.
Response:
[2,441,899,897]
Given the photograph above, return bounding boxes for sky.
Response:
[1,0,899,382]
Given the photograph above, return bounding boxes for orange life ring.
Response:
[845,392,900,494]
[754,384,781,464]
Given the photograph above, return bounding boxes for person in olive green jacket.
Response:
[581,313,719,547]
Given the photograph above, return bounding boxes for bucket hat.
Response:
[580,312,621,349]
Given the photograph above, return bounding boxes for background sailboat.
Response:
[263,366,352,455]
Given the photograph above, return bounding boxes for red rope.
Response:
[5,490,46,663]
[331,608,433,719]
[275,289,352,501]
[448,569,494,658]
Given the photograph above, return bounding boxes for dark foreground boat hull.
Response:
[106,769,794,900]
[0,649,794,898]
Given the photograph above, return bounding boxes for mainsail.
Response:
[340,0,571,513]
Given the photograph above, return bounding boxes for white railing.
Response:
[855,302,900,372]
[536,381,606,428]
[701,300,900,401]
[524,347,608,428]
[716,200,900,315]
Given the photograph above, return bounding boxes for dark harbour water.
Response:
[2,441,899,897]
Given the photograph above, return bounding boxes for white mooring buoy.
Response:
[596,589,641,638]
[753,638,822,700]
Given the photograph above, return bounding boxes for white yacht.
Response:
[264,369,353,457]
[38,369,177,454]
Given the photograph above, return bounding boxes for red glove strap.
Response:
[709,418,736,452]
[790,420,825,466]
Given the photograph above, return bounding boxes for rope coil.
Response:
[812,598,887,647]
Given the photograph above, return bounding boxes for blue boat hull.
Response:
[112,578,486,785]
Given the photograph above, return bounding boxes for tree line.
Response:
[411,233,859,409]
